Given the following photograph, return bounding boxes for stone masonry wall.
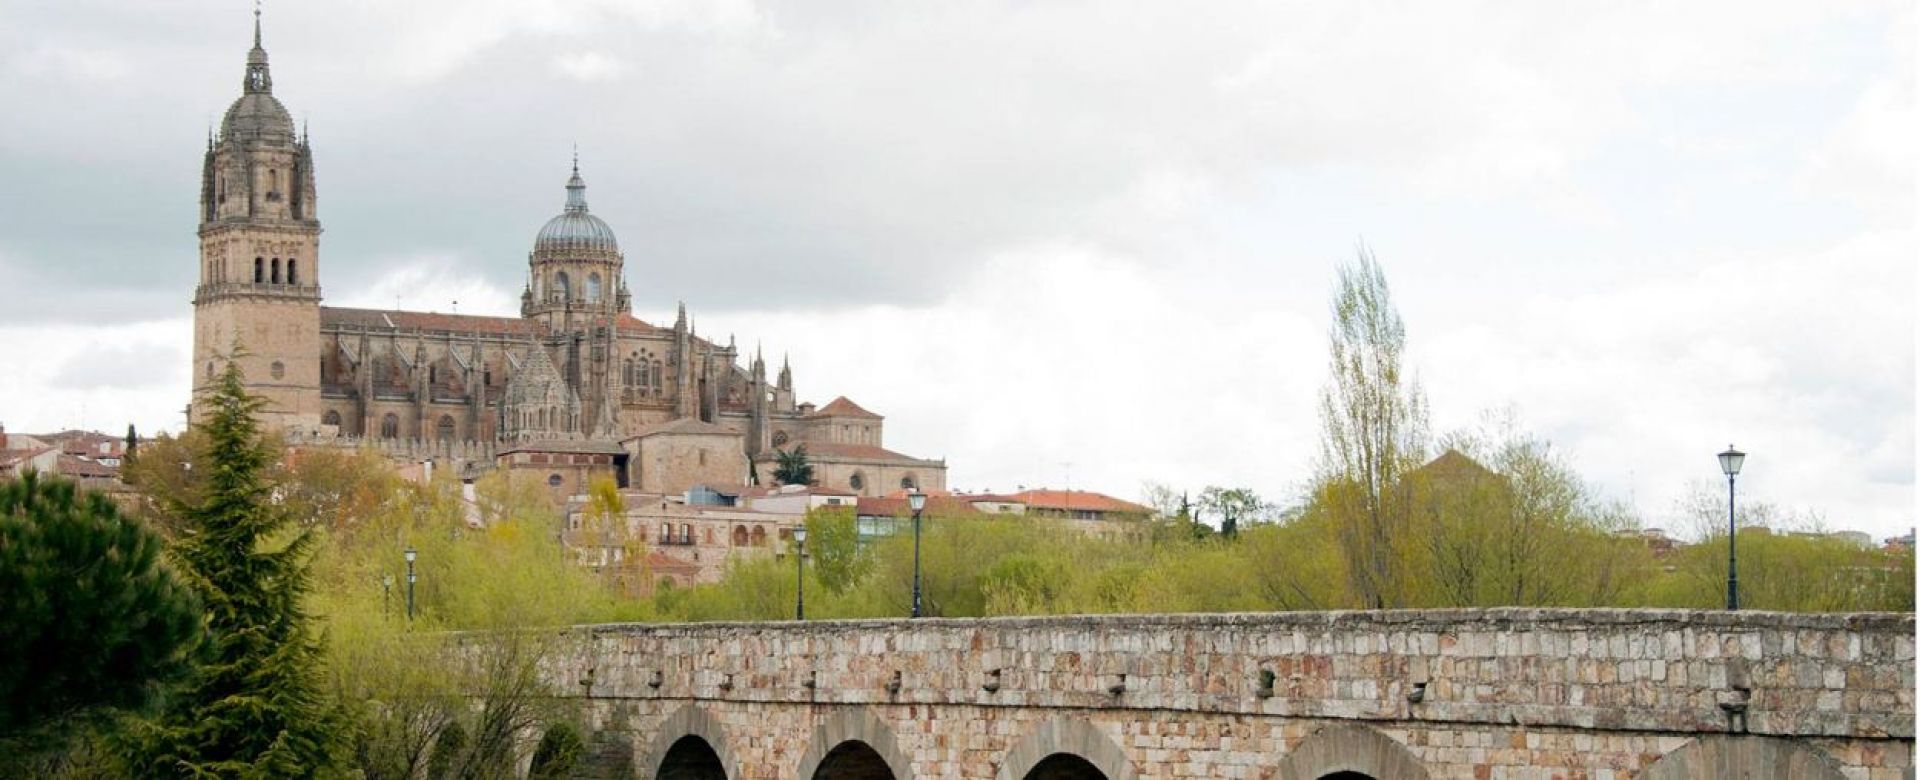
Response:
[504,609,1913,778]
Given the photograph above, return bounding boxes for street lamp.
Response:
[381,573,394,621]
[793,525,808,621]
[908,488,927,618]
[404,545,418,624]
[1718,445,1746,610]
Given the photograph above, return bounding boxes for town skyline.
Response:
[0,1,1910,537]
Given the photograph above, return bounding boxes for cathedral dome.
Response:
[221,91,295,145]
[534,166,619,253]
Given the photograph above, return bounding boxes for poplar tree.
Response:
[126,357,347,777]
[1316,246,1429,608]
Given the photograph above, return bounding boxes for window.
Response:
[436,415,456,442]
[322,410,341,427]
[287,258,297,285]
[732,525,748,546]
[555,271,571,301]
[698,450,707,466]
[428,365,436,385]
[660,523,672,544]
[849,472,865,491]
[772,431,789,447]
[254,257,264,283]
[270,360,285,380]
[900,474,917,490]
[380,413,399,439]
[680,524,692,544]
[751,526,767,546]
[271,258,281,284]
[586,272,602,303]
[547,474,563,488]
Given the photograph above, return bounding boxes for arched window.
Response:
[849,472,865,491]
[268,168,278,193]
[538,408,549,430]
[380,413,399,439]
[271,258,281,284]
[254,257,264,283]
[651,361,663,390]
[555,271,571,302]
[732,526,749,546]
[428,365,437,385]
[436,415,456,442]
[751,526,767,547]
[287,258,297,285]
[624,358,635,387]
[322,410,342,427]
[586,272,602,303]
[901,474,917,490]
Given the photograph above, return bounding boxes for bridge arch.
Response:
[996,717,1139,780]
[1640,736,1847,780]
[1275,723,1429,780]
[794,706,913,779]
[636,704,741,780]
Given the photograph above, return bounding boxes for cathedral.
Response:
[188,15,946,497]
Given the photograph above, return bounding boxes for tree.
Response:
[1198,486,1267,538]
[773,445,814,486]
[124,424,139,470]
[0,471,201,769]
[804,506,870,594]
[123,356,349,776]
[527,722,585,780]
[1316,246,1428,608]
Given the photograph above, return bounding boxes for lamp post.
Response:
[908,488,927,618]
[1718,446,1745,610]
[404,545,418,624]
[381,573,393,621]
[793,525,808,621]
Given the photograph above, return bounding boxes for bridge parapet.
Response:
[506,609,1913,777]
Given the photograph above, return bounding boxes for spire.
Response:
[564,150,588,213]
[243,2,272,94]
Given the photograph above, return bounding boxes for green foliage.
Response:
[804,507,869,594]
[773,445,814,486]
[1197,486,1267,538]
[527,722,585,780]
[122,356,351,777]
[0,471,201,768]
[426,721,466,780]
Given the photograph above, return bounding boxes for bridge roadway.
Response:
[500,609,1912,778]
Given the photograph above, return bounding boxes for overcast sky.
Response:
[0,1,1911,538]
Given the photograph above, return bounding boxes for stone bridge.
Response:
[518,609,1912,778]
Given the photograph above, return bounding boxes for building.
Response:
[186,14,945,498]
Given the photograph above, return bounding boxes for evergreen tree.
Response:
[125,357,348,777]
[0,471,201,768]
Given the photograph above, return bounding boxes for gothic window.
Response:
[586,273,602,303]
[436,415,456,441]
[254,257,264,283]
[849,472,865,491]
[623,358,634,387]
[270,361,285,380]
[322,410,341,428]
[287,258,297,285]
[272,258,282,284]
[428,365,436,385]
[380,413,399,439]
[555,271,571,302]
[651,361,663,391]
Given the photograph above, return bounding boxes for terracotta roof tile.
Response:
[806,396,882,420]
[855,495,984,518]
[1010,489,1151,515]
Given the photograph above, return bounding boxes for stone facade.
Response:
[491,609,1912,778]
[186,16,946,495]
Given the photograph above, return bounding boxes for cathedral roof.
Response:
[534,159,620,254]
[320,307,545,337]
[807,396,882,420]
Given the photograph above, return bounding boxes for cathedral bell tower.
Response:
[190,10,323,432]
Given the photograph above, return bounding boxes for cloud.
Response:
[551,52,626,82]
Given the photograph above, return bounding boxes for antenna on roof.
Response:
[451,299,459,314]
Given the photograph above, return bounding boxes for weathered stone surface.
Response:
[491,609,1912,778]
